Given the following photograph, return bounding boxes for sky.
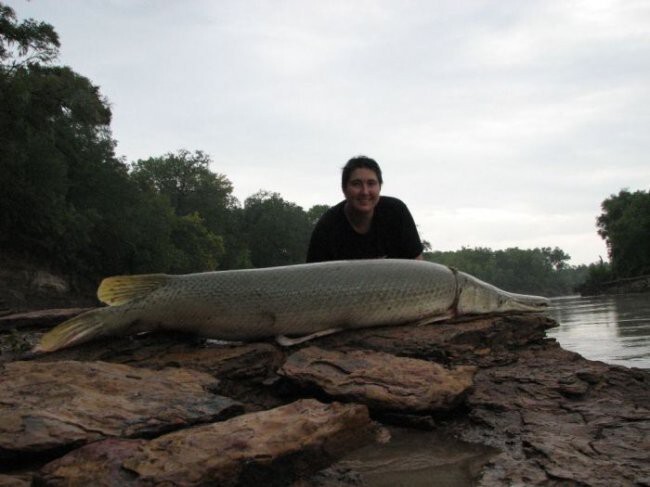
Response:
[7,0,650,265]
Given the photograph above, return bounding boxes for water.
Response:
[336,427,498,487]
[546,292,650,370]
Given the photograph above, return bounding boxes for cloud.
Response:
[7,0,648,265]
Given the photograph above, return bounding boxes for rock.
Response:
[32,336,288,411]
[0,312,648,485]
[312,314,556,367]
[40,399,375,486]
[31,271,69,294]
[0,474,31,487]
[449,342,650,486]
[38,439,146,487]
[0,308,91,331]
[0,360,243,461]
[279,346,476,412]
[0,258,96,313]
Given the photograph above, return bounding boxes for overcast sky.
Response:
[8,0,650,265]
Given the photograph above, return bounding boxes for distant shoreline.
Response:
[580,274,650,296]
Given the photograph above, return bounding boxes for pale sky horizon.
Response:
[6,0,650,266]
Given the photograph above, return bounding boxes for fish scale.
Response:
[34,259,550,353]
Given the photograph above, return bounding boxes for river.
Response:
[546,292,650,370]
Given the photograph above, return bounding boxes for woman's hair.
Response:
[341,156,383,188]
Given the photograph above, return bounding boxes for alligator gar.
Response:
[34,259,550,353]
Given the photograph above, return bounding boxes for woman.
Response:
[306,156,424,262]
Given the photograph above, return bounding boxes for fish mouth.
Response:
[507,293,551,311]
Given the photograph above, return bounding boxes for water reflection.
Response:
[546,292,650,369]
[335,426,497,487]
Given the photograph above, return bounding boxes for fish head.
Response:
[456,272,551,315]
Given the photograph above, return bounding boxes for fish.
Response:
[34,259,550,353]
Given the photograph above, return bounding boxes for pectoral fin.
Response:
[276,327,343,346]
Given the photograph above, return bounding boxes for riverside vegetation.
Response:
[1,2,648,302]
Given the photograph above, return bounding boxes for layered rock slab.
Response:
[0,360,242,461]
[314,314,556,366]
[32,339,289,411]
[39,399,375,486]
[279,346,476,412]
[454,343,650,486]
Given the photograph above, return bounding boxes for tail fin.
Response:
[33,307,131,353]
[33,273,170,353]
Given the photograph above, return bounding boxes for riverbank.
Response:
[1,310,648,485]
[579,274,650,296]
[0,254,97,315]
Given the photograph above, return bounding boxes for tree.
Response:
[242,191,312,267]
[540,247,571,271]
[597,189,650,277]
[424,246,583,296]
[131,150,239,269]
[0,3,188,279]
[168,213,225,273]
[0,3,59,69]
[0,4,118,272]
[306,204,329,226]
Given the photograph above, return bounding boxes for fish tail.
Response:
[33,306,134,353]
[33,273,172,353]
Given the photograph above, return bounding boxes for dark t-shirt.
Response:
[306,196,423,262]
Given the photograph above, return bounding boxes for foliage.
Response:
[596,189,650,278]
[131,150,239,269]
[242,191,312,267]
[424,246,586,296]
[306,204,330,226]
[168,213,225,273]
[0,4,230,278]
[576,259,613,295]
[0,3,59,68]
[0,27,115,270]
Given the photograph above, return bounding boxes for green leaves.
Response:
[597,189,650,278]
[0,3,59,69]
[242,191,312,268]
[424,247,583,296]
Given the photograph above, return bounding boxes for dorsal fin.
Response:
[97,274,169,306]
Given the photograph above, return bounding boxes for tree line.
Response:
[578,188,650,293]
[0,4,326,279]
[1,3,646,298]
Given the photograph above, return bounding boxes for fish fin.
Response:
[276,328,343,346]
[98,274,169,306]
[411,312,454,327]
[33,307,130,353]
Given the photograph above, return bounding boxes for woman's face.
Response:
[343,167,381,214]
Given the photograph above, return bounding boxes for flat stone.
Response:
[279,346,476,412]
[0,308,91,330]
[40,399,374,486]
[38,439,145,487]
[32,338,288,411]
[451,342,650,486]
[31,332,284,381]
[0,474,31,487]
[313,314,556,366]
[0,360,243,461]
